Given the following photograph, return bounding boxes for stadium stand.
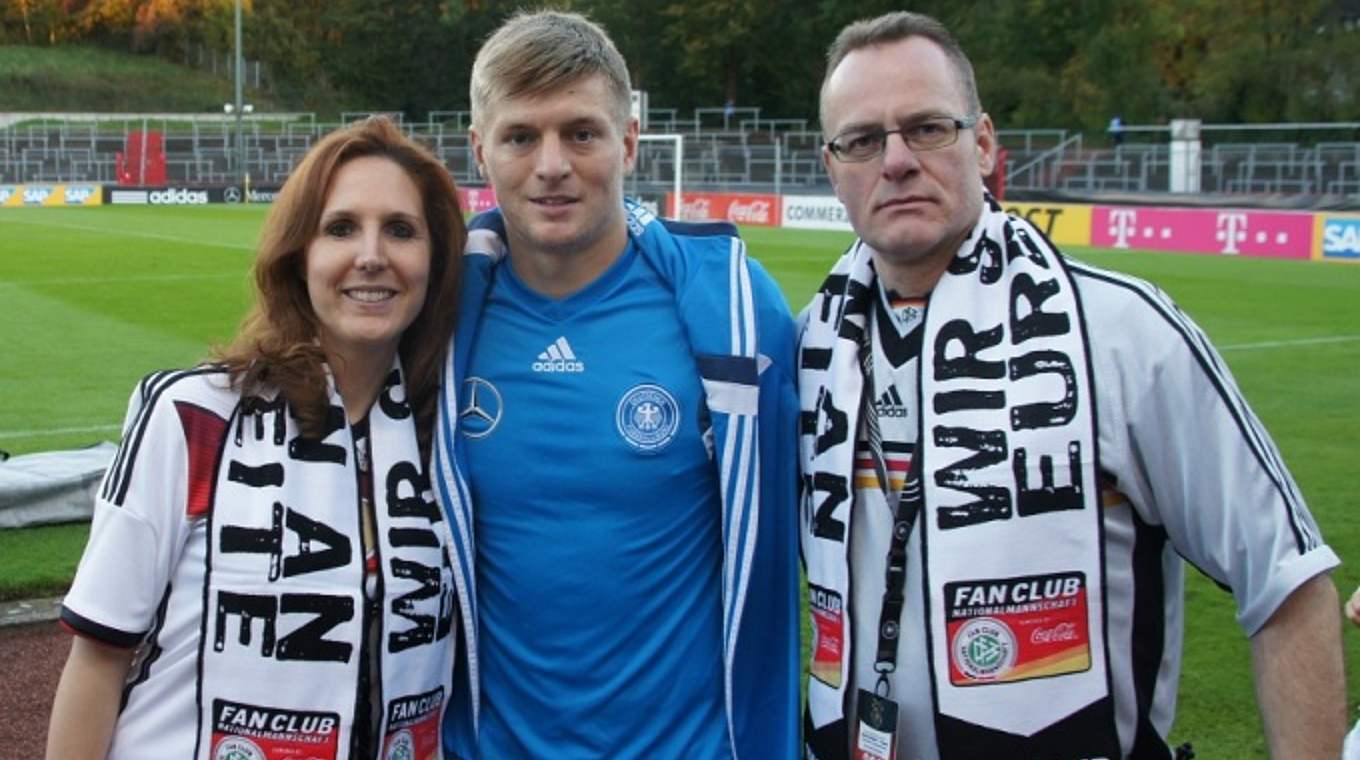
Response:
[2,110,1358,205]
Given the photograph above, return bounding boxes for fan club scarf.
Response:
[800,196,1118,759]
[191,363,456,759]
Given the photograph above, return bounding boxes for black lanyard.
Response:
[858,308,923,699]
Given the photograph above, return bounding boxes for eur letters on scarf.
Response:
[800,196,1118,759]
[186,364,456,759]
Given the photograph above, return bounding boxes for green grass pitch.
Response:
[2,204,1358,756]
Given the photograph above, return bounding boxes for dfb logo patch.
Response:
[616,383,680,453]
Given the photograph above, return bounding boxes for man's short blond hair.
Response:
[470,10,632,130]
[819,11,981,136]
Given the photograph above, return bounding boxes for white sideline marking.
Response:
[1219,335,1360,351]
[1,216,252,252]
[0,272,241,287]
[0,423,122,441]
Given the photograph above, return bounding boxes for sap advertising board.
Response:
[0,184,103,207]
[1321,216,1360,260]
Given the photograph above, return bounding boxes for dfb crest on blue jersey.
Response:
[615,383,680,453]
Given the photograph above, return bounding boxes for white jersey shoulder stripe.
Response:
[1066,260,1316,553]
[101,366,230,506]
[99,368,177,504]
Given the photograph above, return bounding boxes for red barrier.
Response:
[116,131,166,186]
[986,146,1008,201]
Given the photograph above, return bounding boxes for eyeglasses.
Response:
[825,116,979,163]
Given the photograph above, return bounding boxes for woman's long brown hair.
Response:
[215,116,464,459]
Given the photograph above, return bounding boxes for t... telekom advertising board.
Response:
[458,187,498,215]
[1091,205,1314,260]
[667,191,779,227]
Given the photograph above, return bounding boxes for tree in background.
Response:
[1165,0,1360,124]
[1,0,69,44]
[0,0,1356,127]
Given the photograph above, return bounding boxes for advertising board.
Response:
[667,191,779,226]
[0,183,103,207]
[1317,215,1360,261]
[1000,202,1092,247]
[780,195,852,232]
[1091,205,1314,259]
[459,187,499,215]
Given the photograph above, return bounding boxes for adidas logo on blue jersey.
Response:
[533,336,585,373]
[875,385,908,418]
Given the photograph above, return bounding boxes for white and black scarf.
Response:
[194,362,457,759]
[800,196,1118,759]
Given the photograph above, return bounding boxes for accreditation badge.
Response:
[211,699,340,759]
[853,689,898,760]
[381,687,443,760]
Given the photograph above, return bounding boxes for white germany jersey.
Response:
[847,259,1338,760]
[61,366,459,760]
[61,368,238,759]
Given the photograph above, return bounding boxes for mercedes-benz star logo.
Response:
[224,186,242,203]
[458,377,503,439]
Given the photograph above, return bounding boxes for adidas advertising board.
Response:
[105,186,230,205]
[0,183,103,207]
[109,189,149,205]
[149,187,209,205]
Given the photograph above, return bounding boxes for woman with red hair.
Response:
[47,116,468,760]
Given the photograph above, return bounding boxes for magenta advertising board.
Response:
[1091,206,1314,259]
[458,187,498,214]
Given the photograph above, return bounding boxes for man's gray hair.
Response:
[819,11,982,135]
[470,10,632,130]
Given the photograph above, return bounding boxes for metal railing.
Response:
[3,114,1358,200]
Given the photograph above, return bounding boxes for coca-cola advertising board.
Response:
[665,191,780,227]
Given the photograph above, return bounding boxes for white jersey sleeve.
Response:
[62,369,232,646]
[1073,262,1338,636]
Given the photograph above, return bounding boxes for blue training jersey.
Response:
[460,242,732,760]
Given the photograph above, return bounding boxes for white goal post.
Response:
[637,133,683,218]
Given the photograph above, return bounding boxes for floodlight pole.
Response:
[233,0,245,190]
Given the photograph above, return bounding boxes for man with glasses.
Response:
[799,11,1344,760]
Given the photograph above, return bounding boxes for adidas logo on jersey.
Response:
[532,336,585,373]
[875,386,908,418]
